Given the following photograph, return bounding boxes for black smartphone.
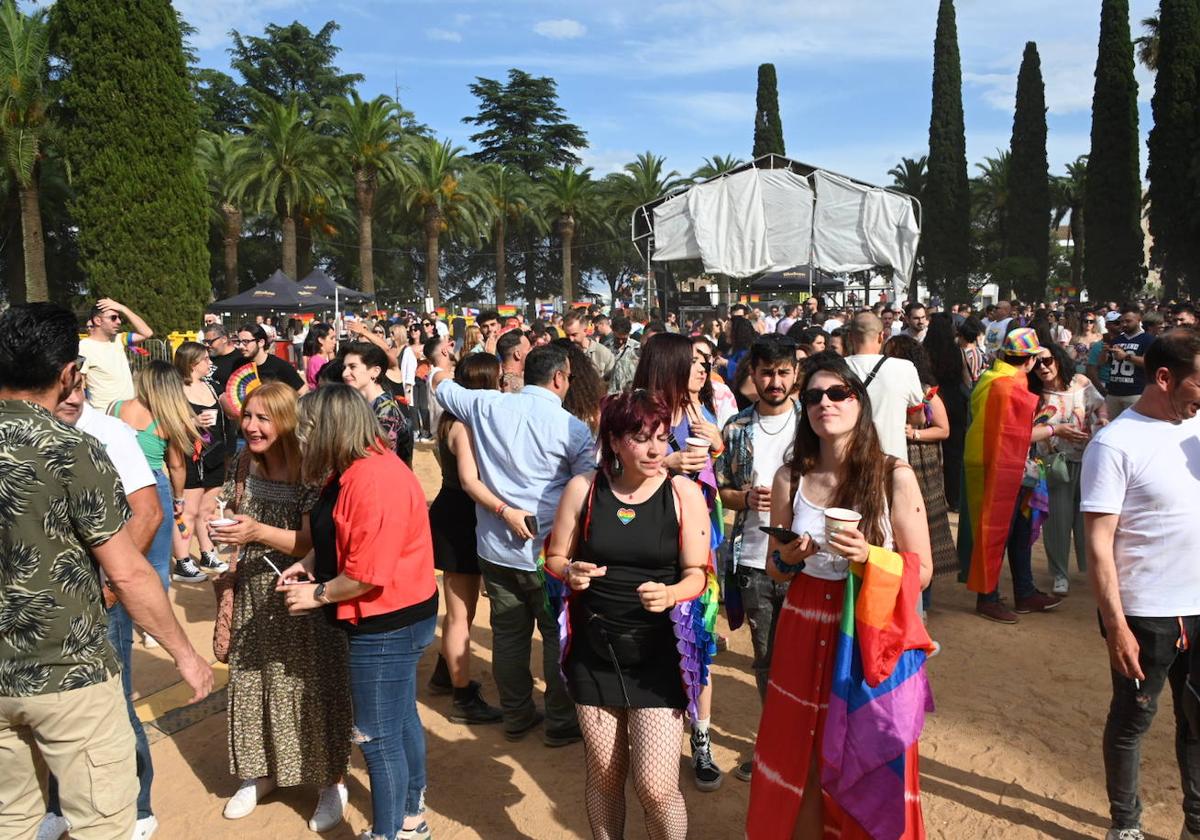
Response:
[758,525,800,544]
[524,515,538,536]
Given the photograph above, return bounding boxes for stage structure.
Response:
[631,155,921,308]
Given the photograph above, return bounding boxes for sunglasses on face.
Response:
[1035,356,1055,368]
[802,385,856,406]
[1084,319,1095,324]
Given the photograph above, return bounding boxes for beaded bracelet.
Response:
[771,549,806,575]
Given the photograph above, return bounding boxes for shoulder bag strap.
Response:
[861,356,888,389]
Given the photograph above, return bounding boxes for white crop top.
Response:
[790,474,893,581]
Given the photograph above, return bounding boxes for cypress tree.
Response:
[1147,0,1200,299]
[752,64,785,158]
[1084,0,1145,302]
[1006,42,1051,301]
[924,0,972,304]
[51,0,209,329]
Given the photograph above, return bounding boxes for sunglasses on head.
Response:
[802,385,856,406]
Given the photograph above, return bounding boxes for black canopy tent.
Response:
[297,268,374,304]
[207,270,327,313]
[751,266,844,293]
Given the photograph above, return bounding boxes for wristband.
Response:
[495,503,508,517]
[771,549,806,575]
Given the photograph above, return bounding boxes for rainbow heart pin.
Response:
[616,507,636,525]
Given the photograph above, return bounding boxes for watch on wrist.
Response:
[313,582,332,604]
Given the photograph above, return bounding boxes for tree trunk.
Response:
[524,227,537,319]
[494,215,506,305]
[281,214,298,279]
[222,204,241,298]
[1069,209,1084,291]
[559,214,574,303]
[357,171,375,294]
[4,190,25,305]
[19,181,47,303]
[424,208,441,307]
[297,221,314,279]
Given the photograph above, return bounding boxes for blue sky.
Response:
[177,0,1158,188]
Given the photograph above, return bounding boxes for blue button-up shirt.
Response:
[435,381,595,571]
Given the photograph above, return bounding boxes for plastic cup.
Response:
[824,507,863,553]
[685,436,711,456]
[199,409,218,427]
[209,517,236,528]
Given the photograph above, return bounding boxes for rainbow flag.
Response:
[822,547,934,840]
[956,360,1038,594]
[497,304,518,317]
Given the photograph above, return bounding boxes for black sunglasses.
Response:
[1034,356,1055,368]
[802,385,856,406]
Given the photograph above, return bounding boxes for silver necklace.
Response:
[754,408,794,436]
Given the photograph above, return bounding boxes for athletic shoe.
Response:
[427,656,453,696]
[141,632,159,649]
[928,640,942,658]
[398,822,432,840]
[976,600,1018,624]
[1181,824,1200,839]
[1104,830,1144,840]
[449,690,503,725]
[34,813,69,840]
[504,709,544,742]
[308,782,347,832]
[1052,575,1070,596]
[543,723,583,748]
[198,550,229,574]
[172,557,206,583]
[131,815,158,839]
[690,728,723,792]
[1014,591,1063,614]
[734,759,753,782]
[223,777,276,820]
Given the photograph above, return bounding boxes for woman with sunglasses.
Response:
[747,354,933,840]
[1029,343,1104,596]
[1071,310,1104,376]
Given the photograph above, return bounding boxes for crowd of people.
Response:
[0,288,1197,840]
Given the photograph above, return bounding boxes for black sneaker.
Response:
[734,759,753,782]
[197,550,229,574]
[504,709,544,742]
[449,690,503,725]
[690,728,723,791]
[171,557,206,583]
[543,722,582,748]
[427,655,453,696]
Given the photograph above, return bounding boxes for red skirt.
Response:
[746,573,925,840]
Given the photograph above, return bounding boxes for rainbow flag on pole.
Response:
[956,360,1038,594]
[822,547,934,840]
[497,304,518,318]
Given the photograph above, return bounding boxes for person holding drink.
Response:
[746,354,934,839]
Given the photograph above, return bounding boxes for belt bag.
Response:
[579,602,657,667]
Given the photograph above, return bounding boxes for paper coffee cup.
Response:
[210,517,236,528]
[824,507,863,551]
[685,436,711,456]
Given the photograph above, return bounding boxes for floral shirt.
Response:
[371,392,413,466]
[0,400,130,697]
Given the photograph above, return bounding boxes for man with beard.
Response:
[715,335,803,783]
[1083,329,1200,840]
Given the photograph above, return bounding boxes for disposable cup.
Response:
[824,507,863,552]
[685,436,711,456]
[209,517,237,528]
[199,409,218,427]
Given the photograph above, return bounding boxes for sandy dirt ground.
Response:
[87,441,1185,840]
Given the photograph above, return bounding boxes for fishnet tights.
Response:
[577,705,687,840]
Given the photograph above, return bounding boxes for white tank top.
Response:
[790,474,894,581]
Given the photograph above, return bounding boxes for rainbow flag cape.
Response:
[956,360,1037,594]
[822,547,934,840]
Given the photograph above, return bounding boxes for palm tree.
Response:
[399,137,491,307]
[196,132,251,297]
[1052,156,1087,290]
[888,155,928,201]
[691,154,744,182]
[611,151,684,215]
[481,164,533,305]
[321,93,407,294]
[539,165,598,302]
[232,99,332,280]
[0,0,50,301]
[1135,15,1160,72]
[971,150,1012,243]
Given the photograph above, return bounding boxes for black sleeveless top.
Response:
[576,473,681,631]
[436,428,462,491]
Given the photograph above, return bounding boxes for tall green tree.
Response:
[52,0,209,327]
[539,165,597,302]
[481,164,533,304]
[0,0,50,302]
[889,155,928,299]
[1051,157,1088,291]
[1135,14,1161,72]
[229,21,362,117]
[924,0,972,304]
[196,131,250,297]
[232,99,332,280]
[752,63,785,157]
[1084,0,1145,301]
[1146,0,1200,299]
[1006,42,1051,301]
[322,93,406,294]
[692,154,744,182]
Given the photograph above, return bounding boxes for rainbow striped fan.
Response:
[225,363,260,415]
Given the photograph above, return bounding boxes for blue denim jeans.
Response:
[349,615,436,838]
[978,499,1036,604]
[148,469,173,587]
[48,603,154,819]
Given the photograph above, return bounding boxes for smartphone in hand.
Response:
[758,525,801,544]
[524,514,538,537]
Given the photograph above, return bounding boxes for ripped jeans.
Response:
[349,614,436,838]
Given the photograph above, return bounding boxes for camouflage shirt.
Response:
[0,400,130,697]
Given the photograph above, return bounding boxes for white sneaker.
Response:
[1052,575,1069,596]
[131,815,158,839]
[141,632,159,649]
[1104,829,1145,840]
[35,813,70,840]
[223,777,276,819]
[308,782,347,832]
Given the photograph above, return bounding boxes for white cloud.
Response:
[453,13,472,27]
[534,19,587,40]
[425,28,463,43]
[641,91,755,128]
[580,147,638,175]
[175,0,312,50]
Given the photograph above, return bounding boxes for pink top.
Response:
[306,355,328,390]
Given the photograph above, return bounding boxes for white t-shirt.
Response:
[844,355,924,461]
[78,335,135,413]
[77,403,155,494]
[399,345,418,390]
[738,410,799,570]
[1080,408,1200,617]
[822,318,844,333]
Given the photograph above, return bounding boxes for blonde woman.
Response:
[174,341,232,575]
[111,361,212,590]
[278,384,438,840]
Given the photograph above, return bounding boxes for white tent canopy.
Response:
[633,156,920,302]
